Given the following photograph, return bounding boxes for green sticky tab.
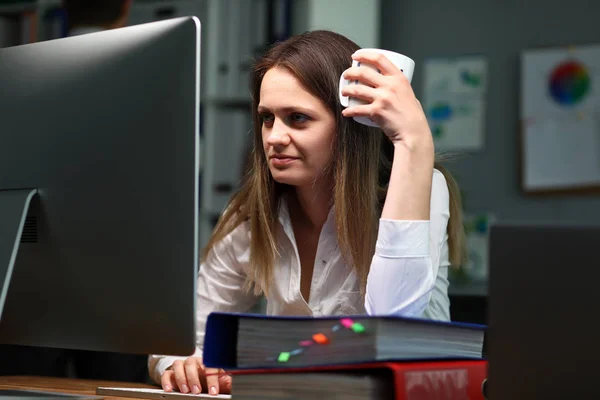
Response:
[351,322,365,333]
[277,352,291,362]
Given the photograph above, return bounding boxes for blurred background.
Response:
[1,0,599,380]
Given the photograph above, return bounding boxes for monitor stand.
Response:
[0,190,105,399]
[0,189,37,320]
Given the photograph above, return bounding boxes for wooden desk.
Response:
[0,376,157,399]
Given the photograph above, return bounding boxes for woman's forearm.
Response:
[381,143,434,221]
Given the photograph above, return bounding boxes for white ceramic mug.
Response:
[339,48,415,127]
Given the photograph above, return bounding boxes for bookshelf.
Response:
[199,0,270,250]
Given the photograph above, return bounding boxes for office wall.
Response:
[381,0,600,224]
[291,0,380,48]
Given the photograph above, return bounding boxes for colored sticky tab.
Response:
[340,318,354,328]
[299,340,314,347]
[277,352,291,362]
[312,333,329,344]
[332,324,341,332]
[290,348,303,356]
[351,322,365,333]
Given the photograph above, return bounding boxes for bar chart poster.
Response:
[423,56,487,152]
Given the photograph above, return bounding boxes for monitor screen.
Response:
[0,16,200,357]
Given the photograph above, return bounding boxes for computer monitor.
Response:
[488,224,600,399]
[0,16,200,357]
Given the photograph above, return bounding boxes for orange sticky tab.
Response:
[312,333,329,344]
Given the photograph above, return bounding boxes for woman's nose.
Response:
[266,119,291,146]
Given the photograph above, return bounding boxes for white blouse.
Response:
[148,169,451,384]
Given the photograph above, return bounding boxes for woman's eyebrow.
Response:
[257,105,314,114]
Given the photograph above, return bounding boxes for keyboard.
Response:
[95,387,231,399]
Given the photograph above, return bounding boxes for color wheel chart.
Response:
[548,60,591,106]
[520,44,600,193]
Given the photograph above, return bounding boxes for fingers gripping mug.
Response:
[338,48,415,127]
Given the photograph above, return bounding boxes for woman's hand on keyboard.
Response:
[161,357,232,396]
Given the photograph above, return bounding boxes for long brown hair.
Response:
[203,30,466,295]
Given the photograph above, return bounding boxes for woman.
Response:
[149,30,465,396]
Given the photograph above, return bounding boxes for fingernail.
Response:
[192,385,200,394]
[181,384,189,393]
[210,386,217,395]
[164,385,171,392]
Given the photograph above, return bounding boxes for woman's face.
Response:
[258,67,336,188]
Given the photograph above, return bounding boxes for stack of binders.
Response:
[203,312,488,399]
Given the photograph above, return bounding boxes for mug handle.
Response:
[338,74,350,107]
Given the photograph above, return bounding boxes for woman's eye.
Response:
[260,114,274,124]
[290,113,309,123]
